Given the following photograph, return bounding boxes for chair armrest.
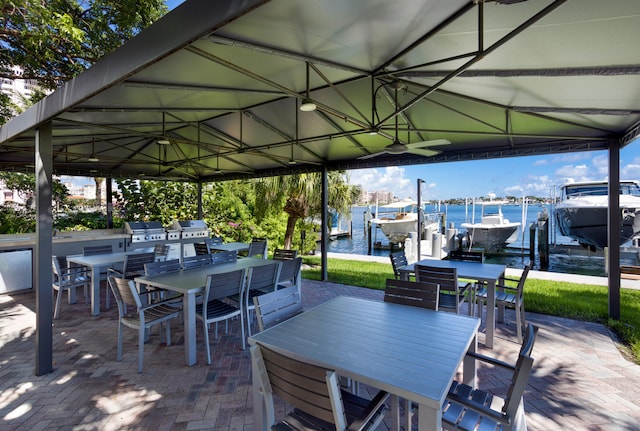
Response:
[107,267,124,277]
[140,298,183,311]
[465,351,516,371]
[445,392,508,425]
[494,283,518,293]
[346,390,390,431]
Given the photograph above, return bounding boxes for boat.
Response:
[554,180,640,250]
[370,200,440,244]
[460,200,521,253]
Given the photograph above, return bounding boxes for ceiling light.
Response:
[299,98,316,112]
[88,138,99,161]
[157,139,171,145]
[88,156,100,162]
[288,158,297,165]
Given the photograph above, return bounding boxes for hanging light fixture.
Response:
[88,138,99,162]
[299,62,316,112]
[214,154,222,174]
[289,99,298,164]
[157,112,171,144]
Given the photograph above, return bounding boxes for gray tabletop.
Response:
[249,295,479,430]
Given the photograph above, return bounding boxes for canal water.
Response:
[326,204,635,276]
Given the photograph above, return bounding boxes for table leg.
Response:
[486,280,496,349]
[497,273,506,323]
[91,267,101,316]
[184,290,197,366]
[66,262,77,305]
[463,334,477,388]
[389,395,400,431]
[417,402,440,431]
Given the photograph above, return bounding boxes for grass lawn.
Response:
[301,256,640,363]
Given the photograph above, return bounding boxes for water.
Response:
[326,204,629,276]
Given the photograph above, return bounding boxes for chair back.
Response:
[122,252,156,278]
[277,257,302,287]
[246,262,281,297]
[193,242,210,256]
[253,286,303,332]
[384,278,439,310]
[448,249,484,262]
[390,250,408,279]
[203,268,246,305]
[248,238,268,259]
[414,264,458,292]
[211,250,238,264]
[250,344,347,428]
[153,244,170,261]
[83,245,113,255]
[182,254,212,270]
[108,275,142,314]
[503,324,538,420]
[144,258,181,276]
[52,255,87,286]
[273,248,298,260]
[206,236,223,246]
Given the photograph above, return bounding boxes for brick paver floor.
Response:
[1,278,640,430]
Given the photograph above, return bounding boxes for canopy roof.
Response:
[1,0,639,181]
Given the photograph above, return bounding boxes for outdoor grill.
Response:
[124,221,168,243]
[171,220,210,239]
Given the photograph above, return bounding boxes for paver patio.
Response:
[1,277,640,430]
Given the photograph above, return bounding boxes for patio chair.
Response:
[389,250,409,280]
[107,275,182,373]
[108,252,156,279]
[250,343,389,431]
[273,248,298,260]
[144,258,183,302]
[447,249,484,262]
[414,264,473,315]
[153,243,170,261]
[210,250,238,264]
[52,255,90,319]
[253,285,303,332]
[193,242,210,256]
[477,262,531,343]
[276,256,302,290]
[247,238,268,259]
[196,269,246,362]
[384,278,440,310]
[182,254,212,270]
[443,324,538,431]
[228,261,281,338]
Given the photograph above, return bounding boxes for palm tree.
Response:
[254,171,359,250]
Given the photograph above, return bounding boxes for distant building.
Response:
[1,66,41,113]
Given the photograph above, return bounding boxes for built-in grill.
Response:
[171,220,210,239]
[125,221,168,243]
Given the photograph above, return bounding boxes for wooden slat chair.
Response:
[384,278,439,311]
[196,269,246,362]
[250,343,390,431]
[414,264,473,315]
[144,258,183,302]
[273,248,298,260]
[153,243,170,261]
[83,245,113,255]
[229,262,281,338]
[448,249,484,263]
[210,250,238,264]
[276,256,302,291]
[193,242,210,256]
[253,285,303,332]
[108,252,157,304]
[182,254,212,270]
[477,262,531,343]
[107,275,182,373]
[389,250,409,280]
[247,238,268,259]
[443,324,539,431]
[51,255,90,318]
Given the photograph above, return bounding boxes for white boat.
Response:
[554,180,640,250]
[371,200,439,244]
[460,200,520,253]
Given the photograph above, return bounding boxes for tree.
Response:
[254,172,360,250]
[0,0,167,123]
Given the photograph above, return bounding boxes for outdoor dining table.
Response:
[398,259,507,349]
[208,241,250,253]
[67,251,143,316]
[249,296,480,431]
[134,257,277,366]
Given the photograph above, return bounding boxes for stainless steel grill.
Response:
[171,220,210,239]
[125,221,168,243]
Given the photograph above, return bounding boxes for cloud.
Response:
[349,167,413,199]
